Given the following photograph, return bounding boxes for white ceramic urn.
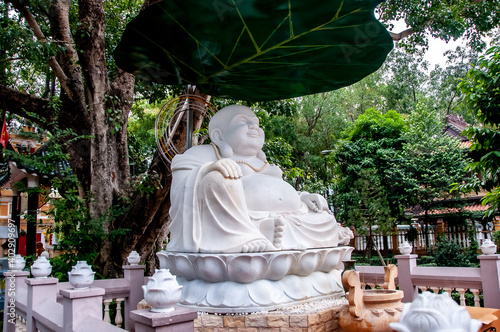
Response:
[480,239,497,255]
[142,269,183,313]
[127,250,141,265]
[9,254,26,271]
[68,261,95,289]
[399,241,413,255]
[31,256,52,278]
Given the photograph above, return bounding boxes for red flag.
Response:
[0,119,9,148]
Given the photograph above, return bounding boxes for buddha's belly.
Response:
[242,174,302,211]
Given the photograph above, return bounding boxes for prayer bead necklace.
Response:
[211,142,269,173]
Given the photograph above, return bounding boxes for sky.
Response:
[424,38,465,70]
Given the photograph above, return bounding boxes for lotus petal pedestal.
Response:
[157,246,353,313]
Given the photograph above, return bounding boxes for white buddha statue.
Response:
[168,105,353,253]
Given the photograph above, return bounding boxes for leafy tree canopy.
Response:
[333,108,408,225]
[456,45,500,216]
[378,0,500,51]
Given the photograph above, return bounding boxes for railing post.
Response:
[3,271,29,332]
[478,254,500,308]
[60,287,105,332]
[25,277,59,332]
[130,307,198,332]
[395,254,418,303]
[123,264,145,331]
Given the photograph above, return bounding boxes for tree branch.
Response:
[7,0,73,99]
[0,85,52,127]
[389,28,416,42]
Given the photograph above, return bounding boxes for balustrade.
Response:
[355,253,500,309]
[353,225,494,254]
[2,253,199,332]
[3,252,499,331]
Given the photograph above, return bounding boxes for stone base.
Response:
[158,247,353,313]
[193,298,346,332]
[178,270,344,313]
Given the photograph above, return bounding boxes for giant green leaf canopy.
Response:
[115,0,393,101]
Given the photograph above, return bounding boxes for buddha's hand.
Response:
[205,158,243,179]
[300,193,332,214]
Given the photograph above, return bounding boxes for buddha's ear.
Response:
[257,150,267,162]
[211,129,233,158]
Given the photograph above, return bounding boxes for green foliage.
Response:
[428,47,479,118]
[47,176,131,279]
[390,105,473,212]
[50,252,99,281]
[429,235,475,267]
[2,108,131,279]
[451,290,483,307]
[127,99,162,174]
[417,255,437,267]
[346,168,397,234]
[257,93,349,194]
[382,48,429,113]
[334,104,474,240]
[333,108,408,226]
[346,108,407,141]
[456,45,500,217]
[350,254,395,266]
[462,226,480,265]
[493,230,500,252]
[406,225,419,244]
[263,137,305,181]
[378,0,499,51]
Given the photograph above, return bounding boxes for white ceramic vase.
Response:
[68,261,95,289]
[142,269,183,313]
[9,254,26,271]
[31,256,52,278]
[480,239,497,255]
[127,251,141,265]
[399,241,413,255]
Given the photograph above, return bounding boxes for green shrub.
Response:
[429,236,474,267]
[493,230,500,253]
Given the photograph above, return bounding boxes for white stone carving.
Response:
[167,105,353,254]
[8,254,26,271]
[68,261,95,289]
[31,256,52,278]
[163,104,355,313]
[142,269,183,313]
[127,250,141,265]
[389,291,482,332]
[399,241,413,255]
[480,239,497,255]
